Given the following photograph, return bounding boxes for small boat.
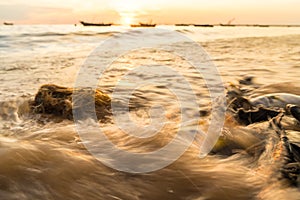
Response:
[220,24,236,27]
[3,22,14,26]
[130,23,156,27]
[220,18,235,27]
[175,24,191,26]
[258,25,269,28]
[194,24,214,27]
[80,21,112,26]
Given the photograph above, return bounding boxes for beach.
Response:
[0,25,300,199]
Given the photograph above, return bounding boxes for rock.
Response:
[250,93,300,108]
[287,104,300,123]
[239,75,254,85]
[237,106,282,125]
[30,84,111,120]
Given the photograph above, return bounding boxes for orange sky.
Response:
[1,0,300,25]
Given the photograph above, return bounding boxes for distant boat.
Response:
[130,23,156,27]
[80,21,112,26]
[220,24,235,27]
[258,25,269,27]
[175,24,191,26]
[194,24,214,27]
[220,18,235,27]
[3,22,13,26]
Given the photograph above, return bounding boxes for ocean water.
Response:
[0,25,300,199]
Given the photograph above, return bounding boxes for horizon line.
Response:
[2,22,300,27]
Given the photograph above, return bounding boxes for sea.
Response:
[0,24,300,200]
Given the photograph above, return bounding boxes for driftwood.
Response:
[30,84,111,120]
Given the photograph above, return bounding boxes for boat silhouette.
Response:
[3,22,14,26]
[194,24,214,27]
[220,24,235,27]
[175,24,191,26]
[130,22,156,27]
[80,21,112,26]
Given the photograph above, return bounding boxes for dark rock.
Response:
[237,106,282,125]
[30,84,111,120]
[287,104,300,123]
[239,75,254,85]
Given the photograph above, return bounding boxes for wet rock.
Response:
[250,93,300,108]
[287,104,300,123]
[228,96,252,111]
[30,84,111,120]
[239,75,254,85]
[217,82,300,186]
[237,106,282,125]
[281,162,300,185]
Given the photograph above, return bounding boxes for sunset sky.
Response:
[0,0,300,25]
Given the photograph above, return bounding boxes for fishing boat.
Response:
[79,21,112,26]
[220,18,236,27]
[3,22,14,26]
[130,23,156,27]
[258,25,269,27]
[194,24,214,27]
[175,24,191,26]
[220,24,235,27]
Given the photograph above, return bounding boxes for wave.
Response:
[0,102,299,199]
[0,32,121,42]
[14,31,120,38]
[0,99,31,122]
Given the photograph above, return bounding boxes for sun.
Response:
[122,15,134,25]
[120,13,137,25]
[111,0,141,25]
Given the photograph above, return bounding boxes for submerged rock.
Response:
[239,75,254,85]
[214,81,300,185]
[227,84,300,124]
[237,106,282,125]
[250,93,300,108]
[30,84,111,120]
[287,104,300,123]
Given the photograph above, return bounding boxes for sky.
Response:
[0,0,300,25]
